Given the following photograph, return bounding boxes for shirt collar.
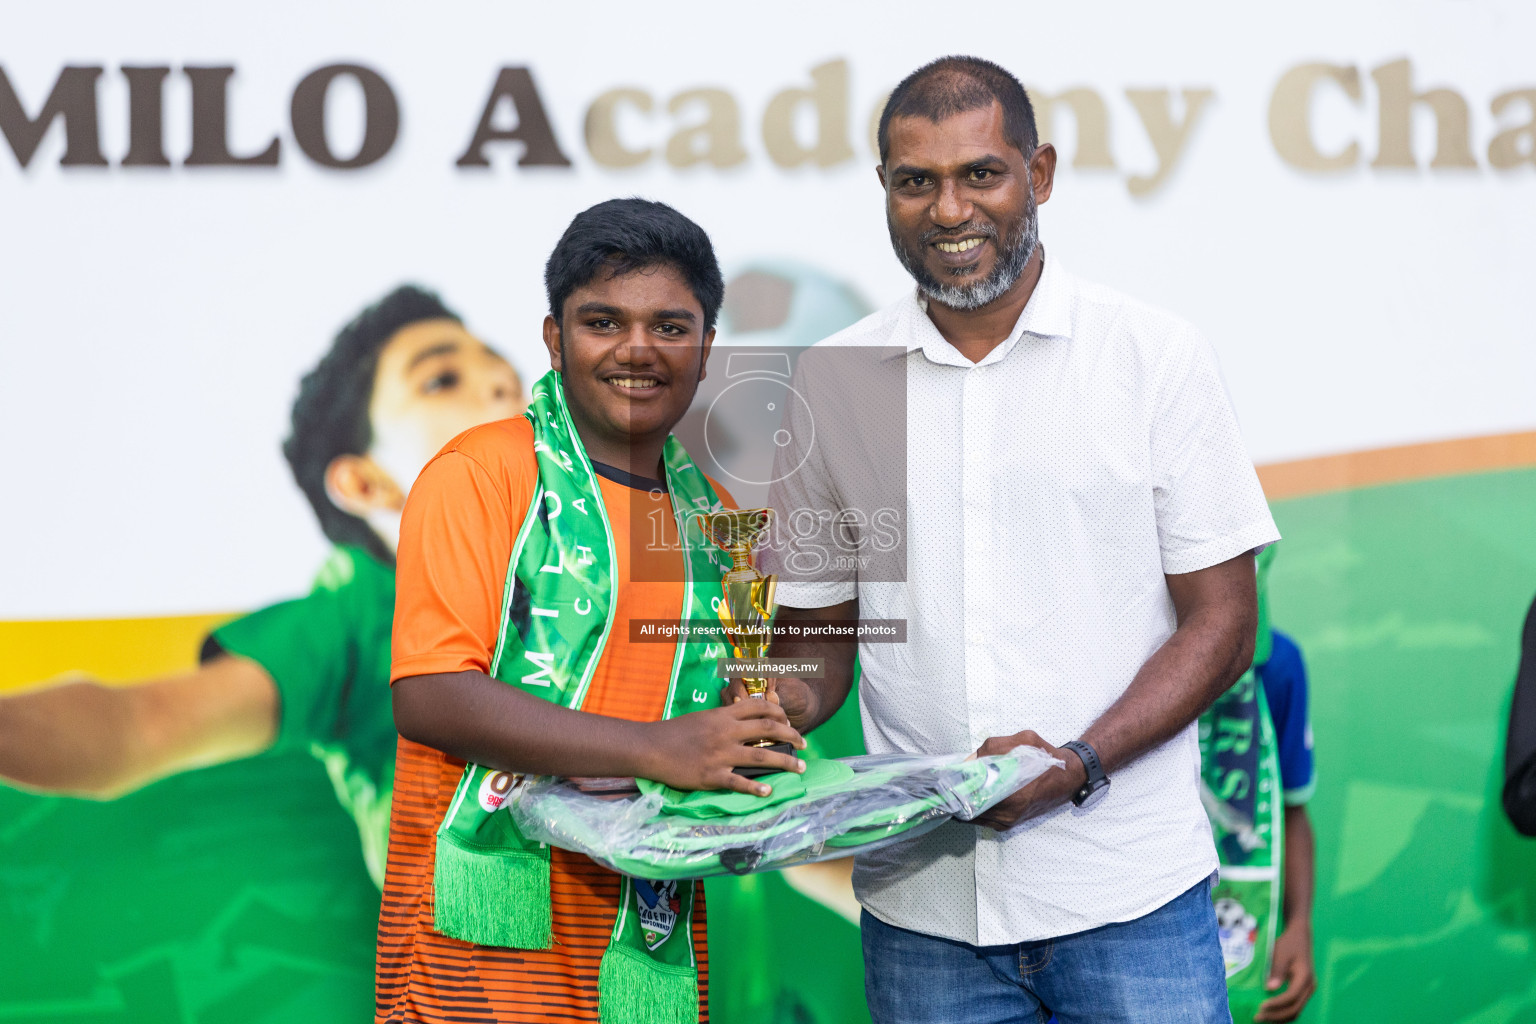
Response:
[897,250,1074,366]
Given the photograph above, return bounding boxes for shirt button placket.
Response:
[961,366,992,944]
[961,369,985,744]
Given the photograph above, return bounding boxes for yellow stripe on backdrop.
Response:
[0,614,235,691]
[1257,430,1536,501]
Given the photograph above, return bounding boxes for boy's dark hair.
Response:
[877,56,1038,165]
[544,198,725,333]
[283,285,459,564]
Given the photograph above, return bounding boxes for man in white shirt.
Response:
[752,56,1279,1024]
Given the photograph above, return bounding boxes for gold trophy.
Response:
[695,507,795,777]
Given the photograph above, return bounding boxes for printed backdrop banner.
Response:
[3,3,1535,1023]
[3,0,1534,617]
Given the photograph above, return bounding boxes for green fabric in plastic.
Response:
[514,752,1044,880]
[637,759,857,818]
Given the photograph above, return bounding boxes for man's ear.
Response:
[876,163,887,190]
[698,327,716,382]
[325,454,405,518]
[542,313,563,371]
[1030,142,1058,205]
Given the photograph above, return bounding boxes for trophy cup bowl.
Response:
[694,508,796,778]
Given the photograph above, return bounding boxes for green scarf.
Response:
[431,370,728,1024]
[1199,545,1284,1020]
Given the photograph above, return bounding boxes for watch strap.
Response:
[1061,740,1108,807]
[1061,740,1105,783]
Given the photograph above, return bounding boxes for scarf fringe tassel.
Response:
[432,832,553,950]
[598,943,698,1024]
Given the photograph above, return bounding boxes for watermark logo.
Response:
[704,352,815,487]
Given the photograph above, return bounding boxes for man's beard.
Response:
[890,190,1039,312]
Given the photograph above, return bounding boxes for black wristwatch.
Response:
[1061,740,1110,809]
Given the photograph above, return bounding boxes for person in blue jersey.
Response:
[1050,627,1315,1024]
[1250,629,1316,1022]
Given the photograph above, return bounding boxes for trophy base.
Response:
[732,742,797,778]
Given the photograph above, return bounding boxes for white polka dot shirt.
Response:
[764,254,1280,944]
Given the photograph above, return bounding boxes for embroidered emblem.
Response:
[634,879,681,950]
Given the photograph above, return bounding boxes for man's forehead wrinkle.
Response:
[889,108,1010,154]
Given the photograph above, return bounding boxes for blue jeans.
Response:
[861,876,1231,1024]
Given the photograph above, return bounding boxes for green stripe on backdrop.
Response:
[1267,467,1536,1023]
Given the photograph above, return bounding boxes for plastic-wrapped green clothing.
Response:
[637,759,857,818]
[510,747,1057,881]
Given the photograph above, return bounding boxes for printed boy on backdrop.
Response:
[0,286,524,885]
[378,197,805,1024]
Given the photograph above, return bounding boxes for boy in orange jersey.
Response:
[379,198,806,1024]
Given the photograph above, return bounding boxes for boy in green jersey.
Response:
[0,285,524,885]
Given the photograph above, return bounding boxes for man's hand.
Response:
[749,600,859,734]
[967,730,1083,830]
[720,677,816,732]
[642,698,806,797]
[1254,925,1315,1022]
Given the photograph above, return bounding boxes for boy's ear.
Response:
[325,454,405,518]
[699,327,716,382]
[542,314,562,371]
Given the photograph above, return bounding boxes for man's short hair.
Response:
[544,198,725,333]
[283,285,459,564]
[877,56,1038,165]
